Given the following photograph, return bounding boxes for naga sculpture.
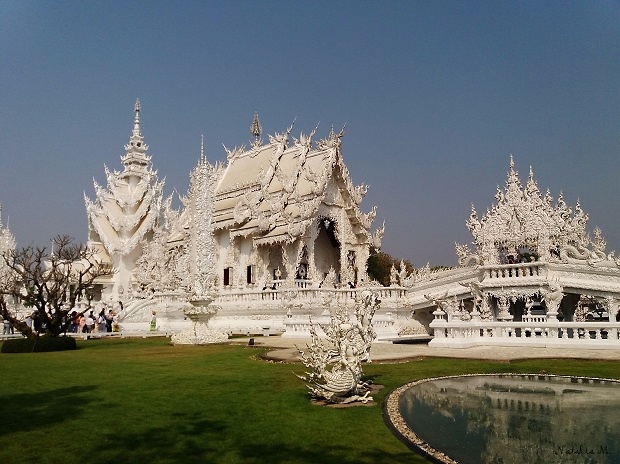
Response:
[540,281,564,320]
[296,290,380,404]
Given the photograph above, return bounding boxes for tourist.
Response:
[25,313,33,332]
[85,311,95,333]
[78,313,86,333]
[33,312,42,334]
[2,316,10,335]
[106,309,114,332]
[98,310,107,332]
[112,312,120,332]
[68,311,78,333]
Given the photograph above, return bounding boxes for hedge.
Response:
[1,336,77,353]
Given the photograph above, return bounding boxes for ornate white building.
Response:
[87,103,386,335]
[407,157,620,348]
[78,102,619,347]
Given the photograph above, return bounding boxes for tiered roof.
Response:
[85,100,164,256]
[212,122,378,247]
[465,157,590,263]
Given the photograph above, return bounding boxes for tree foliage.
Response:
[366,252,413,286]
[0,235,110,337]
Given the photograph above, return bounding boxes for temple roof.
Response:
[85,100,164,255]
[466,157,590,260]
[211,126,376,246]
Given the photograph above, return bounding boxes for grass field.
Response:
[0,337,618,464]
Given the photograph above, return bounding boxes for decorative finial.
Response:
[200,134,205,164]
[251,112,262,148]
[131,98,142,139]
[251,112,262,139]
[134,99,141,124]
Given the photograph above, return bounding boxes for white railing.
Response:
[283,314,396,338]
[429,318,620,349]
[522,314,547,323]
[216,285,407,305]
[482,262,547,280]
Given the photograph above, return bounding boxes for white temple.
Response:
[0,205,17,300]
[4,101,619,347]
[84,102,387,336]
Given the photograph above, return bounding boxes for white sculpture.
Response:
[296,290,380,403]
[540,281,564,320]
[170,300,228,345]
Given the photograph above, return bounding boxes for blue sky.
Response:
[1,1,618,266]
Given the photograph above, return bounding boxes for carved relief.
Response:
[463,157,615,268]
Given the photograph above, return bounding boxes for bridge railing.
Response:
[429,318,620,348]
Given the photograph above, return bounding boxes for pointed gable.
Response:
[212,125,376,247]
[466,157,591,264]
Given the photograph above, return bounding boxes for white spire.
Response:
[251,112,262,148]
[200,134,205,164]
[133,98,141,134]
[122,99,151,173]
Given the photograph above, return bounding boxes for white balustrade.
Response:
[215,284,407,306]
[482,262,546,280]
[430,318,620,348]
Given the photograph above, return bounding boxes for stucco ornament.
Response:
[296,290,380,404]
[85,100,165,257]
[461,156,615,267]
[539,281,564,320]
[170,300,228,345]
[424,290,450,314]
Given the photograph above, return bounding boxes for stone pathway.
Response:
[232,336,620,362]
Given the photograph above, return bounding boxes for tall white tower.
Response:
[85,100,165,300]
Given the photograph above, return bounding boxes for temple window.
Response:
[246,265,255,284]
[223,267,232,286]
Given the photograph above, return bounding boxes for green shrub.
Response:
[1,336,77,353]
[1,338,35,353]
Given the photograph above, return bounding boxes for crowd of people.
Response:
[66,308,120,334]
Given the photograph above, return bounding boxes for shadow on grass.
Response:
[91,411,227,464]
[0,385,98,436]
[88,410,416,464]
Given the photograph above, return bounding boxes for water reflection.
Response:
[398,374,620,464]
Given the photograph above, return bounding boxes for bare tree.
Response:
[0,235,111,337]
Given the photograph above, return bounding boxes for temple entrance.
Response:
[315,218,340,282]
[267,247,286,281]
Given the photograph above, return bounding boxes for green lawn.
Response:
[0,337,618,464]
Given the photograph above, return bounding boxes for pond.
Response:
[386,374,620,464]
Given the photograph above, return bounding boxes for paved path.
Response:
[231,336,620,362]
